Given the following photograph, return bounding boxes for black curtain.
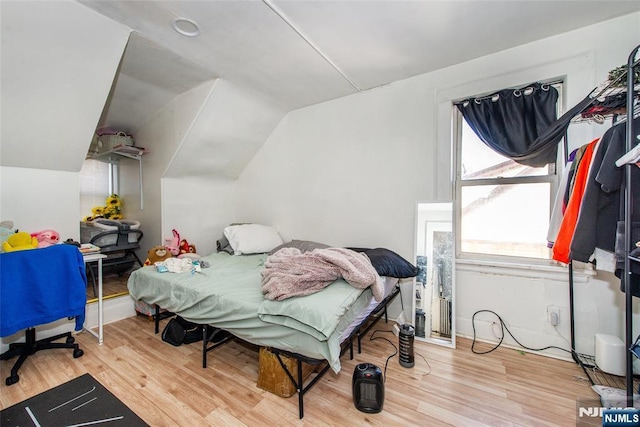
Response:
[456,82,559,167]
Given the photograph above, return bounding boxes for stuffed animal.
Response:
[179,239,197,255]
[3,232,39,252]
[144,246,173,266]
[31,229,60,248]
[164,229,180,256]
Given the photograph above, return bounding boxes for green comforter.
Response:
[127,252,375,372]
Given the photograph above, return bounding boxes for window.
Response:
[79,159,118,219]
[454,84,561,261]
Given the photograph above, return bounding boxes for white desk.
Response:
[82,252,107,344]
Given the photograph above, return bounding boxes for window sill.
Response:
[456,258,595,283]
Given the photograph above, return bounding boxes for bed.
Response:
[127,227,417,418]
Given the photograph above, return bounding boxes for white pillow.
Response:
[223,224,284,255]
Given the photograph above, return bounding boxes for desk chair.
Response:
[1,328,83,385]
[86,228,144,297]
[0,245,86,385]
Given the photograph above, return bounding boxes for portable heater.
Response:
[352,363,384,413]
[399,324,415,368]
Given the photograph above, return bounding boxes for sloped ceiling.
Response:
[79,0,640,135]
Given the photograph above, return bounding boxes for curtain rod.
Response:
[453,79,564,106]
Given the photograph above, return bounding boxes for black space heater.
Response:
[399,324,415,368]
[352,363,384,413]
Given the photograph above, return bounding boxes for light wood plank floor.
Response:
[1,316,598,426]
[85,268,132,302]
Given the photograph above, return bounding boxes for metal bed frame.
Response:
[153,284,400,419]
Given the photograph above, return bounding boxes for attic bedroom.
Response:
[1,1,640,425]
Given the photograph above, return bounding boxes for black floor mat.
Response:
[1,373,148,426]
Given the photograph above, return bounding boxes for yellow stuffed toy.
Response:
[3,232,39,252]
[144,246,173,266]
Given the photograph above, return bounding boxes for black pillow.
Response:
[216,236,234,255]
[348,247,418,278]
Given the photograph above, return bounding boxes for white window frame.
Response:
[452,82,561,265]
[79,158,119,219]
[433,53,599,279]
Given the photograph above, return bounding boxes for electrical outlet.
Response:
[547,306,560,326]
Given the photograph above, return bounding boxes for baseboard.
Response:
[0,295,136,353]
[84,294,136,329]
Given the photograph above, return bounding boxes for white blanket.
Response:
[261,247,383,301]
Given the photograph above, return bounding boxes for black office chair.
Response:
[86,227,144,297]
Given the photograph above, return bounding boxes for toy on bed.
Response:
[177,238,200,259]
[144,245,173,266]
[2,231,39,252]
[164,229,181,256]
[179,238,196,255]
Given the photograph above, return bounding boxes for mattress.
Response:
[127,252,396,372]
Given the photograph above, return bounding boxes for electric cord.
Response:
[415,351,432,376]
[552,324,572,349]
[368,329,432,378]
[369,330,397,382]
[471,309,572,355]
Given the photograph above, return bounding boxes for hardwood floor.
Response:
[85,267,133,302]
[0,315,598,426]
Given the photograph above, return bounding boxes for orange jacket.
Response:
[552,138,599,264]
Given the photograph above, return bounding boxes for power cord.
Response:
[471,309,572,355]
[368,329,432,378]
[369,330,397,381]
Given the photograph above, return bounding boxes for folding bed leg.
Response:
[202,325,208,368]
[154,305,160,334]
[297,360,304,419]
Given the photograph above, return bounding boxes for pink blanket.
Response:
[261,247,383,301]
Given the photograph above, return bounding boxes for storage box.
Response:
[595,333,626,376]
[257,347,315,397]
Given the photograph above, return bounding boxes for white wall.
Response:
[0,0,129,241]
[236,13,640,359]
[162,176,237,257]
[132,80,217,254]
[133,79,285,256]
[0,167,80,240]
[0,1,130,172]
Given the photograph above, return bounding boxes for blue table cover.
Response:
[0,244,87,337]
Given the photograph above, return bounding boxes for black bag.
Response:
[161,316,203,346]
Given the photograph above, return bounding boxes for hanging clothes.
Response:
[570,116,640,262]
[547,149,577,247]
[551,138,600,264]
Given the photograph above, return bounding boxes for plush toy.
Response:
[164,229,180,256]
[31,229,60,248]
[144,246,173,266]
[179,239,197,255]
[3,232,39,252]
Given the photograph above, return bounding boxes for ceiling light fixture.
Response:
[171,17,200,37]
